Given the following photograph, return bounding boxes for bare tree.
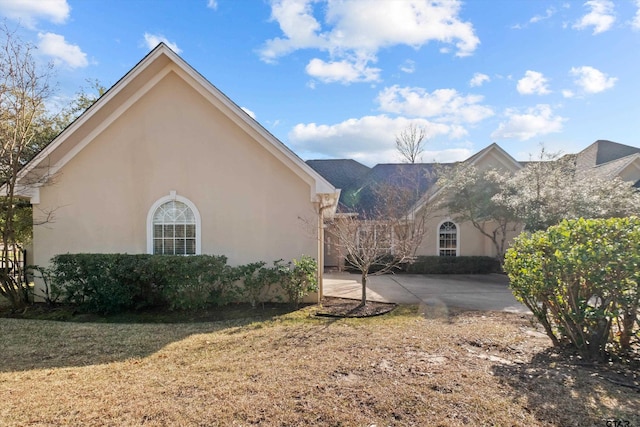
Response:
[0,25,54,309]
[396,123,427,163]
[327,176,430,306]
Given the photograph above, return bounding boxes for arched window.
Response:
[147,192,201,255]
[438,221,458,257]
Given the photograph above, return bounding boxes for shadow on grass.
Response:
[0,302,304,373]
[492,348,640,426]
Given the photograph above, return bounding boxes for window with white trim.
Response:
[438,221,458,257]
[147,192,201,255]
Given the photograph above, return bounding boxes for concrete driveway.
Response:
[323,272,528,313]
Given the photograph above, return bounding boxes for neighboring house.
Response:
[13,44,339,297]
[308,140,640,270]
[573,139,640,186]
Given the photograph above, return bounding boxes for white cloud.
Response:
[241,107,256,119]
[37,32,87,69]
[0,0,70,28]
[562,89,575,98]
[569,65,617,93]
[143,33,182,53]
[491,104,566,141]
[400,60,415,74]
[288,115,469,165]
[207,0,218,10]
[377,85,494,124]
[573,0,615,34]
[469,72,490,87]
[306,56,381,84]
[260,0,479,83]
[516,70,551,95]
[632,0,640,30]
[530,7,556,23]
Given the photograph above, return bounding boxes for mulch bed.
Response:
[315,297,397,318]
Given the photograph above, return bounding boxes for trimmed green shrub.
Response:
[403,256,500,274]
[276,255,318,308]
[47,253,319,314]
[504,217,640,361]
[50,254,233,313]
[235,261,281,308]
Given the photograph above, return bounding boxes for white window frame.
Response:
[146,191,202,255]
[437,220,459,257]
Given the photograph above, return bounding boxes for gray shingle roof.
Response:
[576,140,640,169]
[306,160,440,214]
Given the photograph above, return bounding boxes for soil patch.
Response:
[316,297,396,317]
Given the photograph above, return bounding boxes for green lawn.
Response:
[0,304,638,426]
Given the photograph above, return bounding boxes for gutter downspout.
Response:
[317,200,324,304]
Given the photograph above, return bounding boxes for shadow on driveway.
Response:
[323,272,528,313]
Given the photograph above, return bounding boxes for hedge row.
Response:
[343,255,500,274]
[403,256,500,274]
[37,253,317,314]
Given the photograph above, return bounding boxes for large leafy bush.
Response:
[51,254,233,313]
[504,217,640,361]
[48,253,318,314]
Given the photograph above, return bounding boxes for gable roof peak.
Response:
[576,140,640,168]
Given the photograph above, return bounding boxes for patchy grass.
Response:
[0,304,638,426]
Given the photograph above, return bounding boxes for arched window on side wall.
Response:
[438,221,458,256]
[147,192,201,255]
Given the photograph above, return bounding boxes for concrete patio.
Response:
[322,272,529,313]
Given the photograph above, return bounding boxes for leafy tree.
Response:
[505,217,640,361]
[436,164,520,263]
[493,149,640,231]
[0,26,54,309]
[437,147,640,266]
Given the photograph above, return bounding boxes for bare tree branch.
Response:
[396,123,427,164]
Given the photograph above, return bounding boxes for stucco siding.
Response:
[33,70,317,269]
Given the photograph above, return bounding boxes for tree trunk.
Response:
[360,272,367,306]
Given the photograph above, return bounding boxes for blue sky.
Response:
[0,0,638,165]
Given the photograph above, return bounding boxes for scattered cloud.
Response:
[143,33,182,53]
[37,32,87,69]
[0,0,70,28]
[469,72,490,87]
[569,65,617,93]
[491,104,566,141]
[306,56,381,84]
[517,70,551,95]
[260,0,479,83]
[400,60,415,74]
[562,89,575,98]
[573,0,615,34]
[241,107,256,119]
[632,0,640,30]
[530,7,556,23]
[288,115,470,165]
[511,7,556,29]
[207,0,218,10]
[377,85,494,124]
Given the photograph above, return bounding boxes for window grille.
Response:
[152,200,196,255]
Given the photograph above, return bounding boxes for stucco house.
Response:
[309,140,640,270]
[13,43,339,296]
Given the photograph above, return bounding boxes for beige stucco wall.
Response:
[415,209,521,258]
[32,70,319,276]
[414,148,524,259]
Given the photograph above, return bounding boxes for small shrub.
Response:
[235,261,281,308]
[504,217,640,361]
[277,255,318,308]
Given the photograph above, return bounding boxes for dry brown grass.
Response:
[0,305,638,426]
